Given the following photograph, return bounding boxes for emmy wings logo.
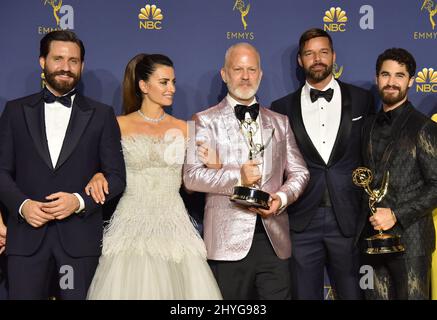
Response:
[421,0,437,30]
[333,63,343,79]
[414,1,437,40]
[227,0,254,40]
[233,0,250,30]
[139,4,164,30]
[38,0,74,34]
[323,7,348,32]
[416,67,437,93]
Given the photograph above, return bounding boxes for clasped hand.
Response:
[241,159,262,186]
[22,192,80,228]
[369,207,397,231]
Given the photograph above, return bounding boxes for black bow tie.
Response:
[234,103,260,122]
[43,88,76,108]
[376,110,392,125]
[309,88,334,103]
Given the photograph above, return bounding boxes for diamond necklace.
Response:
[137,109,166,123]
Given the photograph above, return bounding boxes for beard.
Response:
[304,63,333,83]
[227,79,261,101]
[43,67,80,95]
[379,85,408,106]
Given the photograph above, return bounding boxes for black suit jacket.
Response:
[271,81,374,237]
[358,102,437,257]
[0,91,126,257]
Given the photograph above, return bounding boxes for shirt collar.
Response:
[226,94,257,109]
[303,76,336,99]
[44,87,77,105]
[377,100,409,125]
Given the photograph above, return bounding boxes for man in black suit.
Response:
[0,30,126,299]
[271,28,374,299]
[358,48,437,299]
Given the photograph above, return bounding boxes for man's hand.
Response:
[241,159,262,186]
[22,200,55,228]
[0,220,6,255]
[41,192,80,220]
[249,193,282,218]
[369,207,396,231]
[197,142,222,169]
[85,172,109,204]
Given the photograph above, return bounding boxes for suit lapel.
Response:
[55,94,94,170]
[23,93,54,170]
[260,108,275,187]
[219,99,245,165]
[327,81,352,166]
[362,115,374,164]
[288,87,325,166]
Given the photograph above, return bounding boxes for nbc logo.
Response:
[139,4,163,30]
[416,68,437,93]
[323,7,348,32]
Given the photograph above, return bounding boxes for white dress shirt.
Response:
[301,77,341,164]
[19,89,84,216]
[226,94,287,209]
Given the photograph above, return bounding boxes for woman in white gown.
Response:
[86,53,222,300]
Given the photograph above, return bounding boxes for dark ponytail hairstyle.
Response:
[122,53,174,115]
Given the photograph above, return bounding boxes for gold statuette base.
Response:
[230,186,270,210]
[365,233,405,255]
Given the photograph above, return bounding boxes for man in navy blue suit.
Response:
[271,28,374,299]
[0,30,126,299]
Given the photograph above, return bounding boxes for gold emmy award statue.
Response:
[230,119,274,210]
[352,167,405,254]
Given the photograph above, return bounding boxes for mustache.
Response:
[52,70,77,78]
[310,63,328,69]
[382,85,401,91]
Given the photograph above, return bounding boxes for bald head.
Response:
[224,42,261,69]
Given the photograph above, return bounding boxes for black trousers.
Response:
[290,207,362,300]
[208,231,291,300]
[362,253,431,300]
[8,223,99,300]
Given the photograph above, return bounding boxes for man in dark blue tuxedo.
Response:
[271,28,374,299]
[0,30,126,299]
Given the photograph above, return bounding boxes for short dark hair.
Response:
[298,28,334,55]
[40,30,85,61]
[376,48,416,78]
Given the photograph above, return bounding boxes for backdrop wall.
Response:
[1,0,437,300]
[1,0,436,117]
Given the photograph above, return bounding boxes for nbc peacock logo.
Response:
[416,67,437,93]
[323,7,348,32]
[139,4,163,30]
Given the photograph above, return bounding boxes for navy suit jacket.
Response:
[0,91,126,257]
[271,81,374,237]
